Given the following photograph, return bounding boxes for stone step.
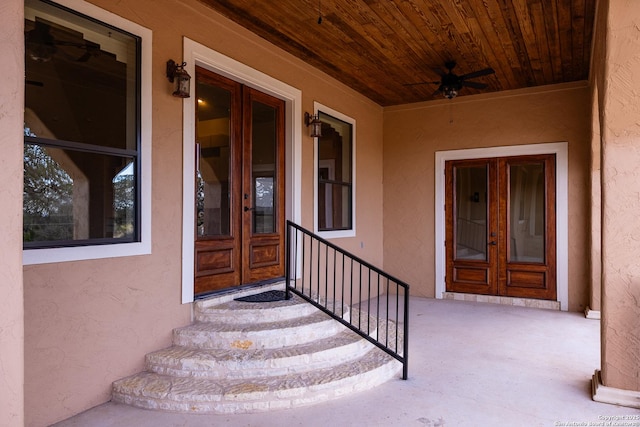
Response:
[112,348,402,414]
[146,329,374,379]
[195,293,337,324]
[113,283,403,415]
[173,310,357,350]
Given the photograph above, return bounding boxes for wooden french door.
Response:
[445,154,556,300]
[194,67,285,295]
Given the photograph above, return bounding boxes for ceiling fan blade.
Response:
[459,67,495,80]
[461,81,488,89]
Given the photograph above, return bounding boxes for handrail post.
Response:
[285,221,291,300]
[403,287,409,380]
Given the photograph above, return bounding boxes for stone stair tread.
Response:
[147,329,374,378]
[210,295,348,314]
[113,348,401,413]
[181,310,338,334]
[173,310,356,350]
[195,294,333,324]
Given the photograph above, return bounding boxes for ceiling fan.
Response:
[407,61,495,99]
[25,19,100,63]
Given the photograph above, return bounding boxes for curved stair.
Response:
[112,286,402,413]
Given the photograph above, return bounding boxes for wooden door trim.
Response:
[180,38,303,304]
[435,142,569,310]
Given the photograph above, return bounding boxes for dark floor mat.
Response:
[234,290,288,303]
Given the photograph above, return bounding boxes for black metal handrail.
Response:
[285,220,409,380]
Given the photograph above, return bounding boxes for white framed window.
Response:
[23,0,152,265]
[313,103,356,238]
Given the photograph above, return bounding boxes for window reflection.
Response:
[24,0,140,247]
[317,112,353,231]
[252,101,277,234]
[455,165,488,260]
[509,163,545,263]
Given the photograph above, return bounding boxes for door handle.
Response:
[244,206,255,212]
[488,241,497,246]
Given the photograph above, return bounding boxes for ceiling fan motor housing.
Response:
[439,73,462,99]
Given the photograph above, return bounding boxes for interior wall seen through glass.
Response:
[455,165,487,260]
[317,112,353,231]
[509,163,545,263]
[196,82,232,237]
[252,101,277,234]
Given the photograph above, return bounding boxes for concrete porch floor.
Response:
[54,297,640,427]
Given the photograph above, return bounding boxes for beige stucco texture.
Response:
[12,0,640,424]
[597,0,640,393]
[21,0,385,425]
[382,84,591,312]
[0,0,25,425]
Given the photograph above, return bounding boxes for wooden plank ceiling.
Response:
[198,0,595,106]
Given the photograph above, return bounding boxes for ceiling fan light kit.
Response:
[407,61,495,99]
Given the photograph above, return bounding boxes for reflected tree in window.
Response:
[23,141,74,242]
[113,163,135,239]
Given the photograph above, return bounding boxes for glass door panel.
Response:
[509,162,545,263]
[446,159,498,296]
[241,87,285,285]
[455,165,488,261]
[196,82,232,238]
[251,100,277,235]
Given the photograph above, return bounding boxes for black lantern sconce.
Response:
[304,112,322,138]
[166,59,191,98]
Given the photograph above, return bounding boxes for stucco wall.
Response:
[0,0,25,424]
[587,0,607,316]
[382,84,591,312]
[596,0,640,392]
[22,0,384,425]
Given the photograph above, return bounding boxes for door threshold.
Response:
[443,292,561,311]
[195,279,286,308]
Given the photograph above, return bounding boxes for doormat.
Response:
[234,290,288,303]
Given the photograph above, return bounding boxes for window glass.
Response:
[317,111,353,232]
[252,100,277,234]
[24,0,140,248]
[454,165,488,260]
[196,81,232,237]
[509,162,545,263]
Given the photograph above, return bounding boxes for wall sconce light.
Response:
[305,112,322,138]
[166,59,191,98]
